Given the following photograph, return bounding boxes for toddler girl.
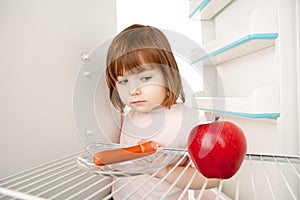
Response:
[105,24,219,200]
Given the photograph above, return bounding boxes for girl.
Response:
[106,24,219,199]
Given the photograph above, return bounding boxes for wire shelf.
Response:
[0,150,299,200]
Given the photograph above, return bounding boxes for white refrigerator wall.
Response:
[197,0,299,155]
[216,0,299,155]
[0,0,116,178]
[193,0,300,199]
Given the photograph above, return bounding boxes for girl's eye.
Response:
[140,76,152,81]
[117,79,128,85]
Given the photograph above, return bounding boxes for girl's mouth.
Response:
[130,100,146,105]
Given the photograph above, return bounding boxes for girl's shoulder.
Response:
[171,103,199,115]
[177,103,207,124]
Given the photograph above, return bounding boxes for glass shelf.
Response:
[192,33,278,65]
[193,85,280,119]
[195,107,280,119]
[189,0,232,20]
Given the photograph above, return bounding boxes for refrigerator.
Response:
[189,0,300,199]
[0,0,299,199]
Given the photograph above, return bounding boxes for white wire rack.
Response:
[0,150,299,200]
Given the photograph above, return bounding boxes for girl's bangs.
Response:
[114,49,164,77]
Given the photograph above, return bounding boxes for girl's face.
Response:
[116,67,167,113]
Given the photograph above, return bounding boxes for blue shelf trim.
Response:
[192,33,278,64]
[195,108,280,118]
[189,0,211,19]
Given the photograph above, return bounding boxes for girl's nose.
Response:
[130,87,141,96]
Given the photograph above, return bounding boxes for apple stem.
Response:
[214,115,220,122]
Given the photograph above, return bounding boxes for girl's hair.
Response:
[106,24,185,113]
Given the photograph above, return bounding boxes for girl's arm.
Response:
[117,113,124,143]
[120,113,124,127]
[154,160,220,190]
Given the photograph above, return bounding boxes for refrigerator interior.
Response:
[1,0,300,199]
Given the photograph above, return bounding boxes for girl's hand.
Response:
[137,140,167,178]
[152,165,170,179]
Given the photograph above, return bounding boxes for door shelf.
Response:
[193,85,280,119]
[192,33,278,65]
[189,0,232,20]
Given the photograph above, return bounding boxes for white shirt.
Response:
[112,103,205,200]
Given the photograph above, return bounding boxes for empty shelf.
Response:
[193,85,280,119]
[189,0,232,20]
[192,33,278,65]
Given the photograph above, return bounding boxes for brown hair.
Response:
[106,24,185,113]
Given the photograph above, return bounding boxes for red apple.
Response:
[187,121,247,179]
